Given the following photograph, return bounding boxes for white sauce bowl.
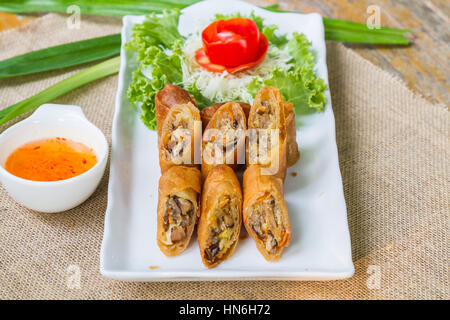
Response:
[0,104,108,213]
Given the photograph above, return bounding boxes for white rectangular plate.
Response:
[100,0,354,281]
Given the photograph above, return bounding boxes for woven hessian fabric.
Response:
[0,14,448,300]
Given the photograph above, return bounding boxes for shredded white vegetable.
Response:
[181,32,292,104]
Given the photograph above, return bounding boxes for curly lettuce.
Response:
[126,9,327,130]
[125,9,184,129]
[248,32,327,114]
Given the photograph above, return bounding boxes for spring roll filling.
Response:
[163,113,192,162]
[204,111,241,160]
[253,101,276,129]
[248,194,286,253]
[249,101,276,164]
[204,196,239,263]
[163,195,194,244]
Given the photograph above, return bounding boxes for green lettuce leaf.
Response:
[125,9,183,52]
[248,32,327,114]
[127,69,157,129]
[126,9,184,129]
[249,67,326,114]
[214,12,288,48]
[185,82,214,108]
[262,24,288,47]
[287,32,315,69]
[127,10,327,130]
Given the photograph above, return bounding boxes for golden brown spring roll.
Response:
[198,165,242,268]
[159,102,201,174]
[155,84,197,139]
[203,100,299,168]
[157,166,201,257]
[243,165,291,261]
[202,102,247,180]
[247,86,287,180]
[200,102,251,131]
[283,101,300,167]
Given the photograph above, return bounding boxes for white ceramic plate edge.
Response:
[99,18,130,277]
[100,0,354,282]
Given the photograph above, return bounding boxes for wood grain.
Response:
[0,1,448,105]
[272,0,449,105]
[0,12,29,31]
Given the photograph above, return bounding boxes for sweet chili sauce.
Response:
[4,137,97,182]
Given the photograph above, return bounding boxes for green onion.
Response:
[323,18,410,44]
[264,5,411,44]
[0,1,412,126]
[0,3,410,80]
[324,29,409,44]
[0,34,121,79]
[1,1,411,45]
[323,17,410,36]
[0,0,199,16]
[0,2,410,80]
[0,56,120,126]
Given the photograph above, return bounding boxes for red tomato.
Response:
[195,18,268,73]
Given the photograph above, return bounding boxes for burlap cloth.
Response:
[0,13,448,300]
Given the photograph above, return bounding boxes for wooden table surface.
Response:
[0,12,29,31]
[1,0,448,106]
[272,0,449,106]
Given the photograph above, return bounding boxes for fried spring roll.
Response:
[155,84,197,138]
[159,102,201,173]
[198,165,242,268]
[243,165,291,261]
[203,100,299,168]
[202,102,246,180]
[247,86,287,180]
[200,102,251,131]
[283,101,300,167]
[157,166,201,256]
